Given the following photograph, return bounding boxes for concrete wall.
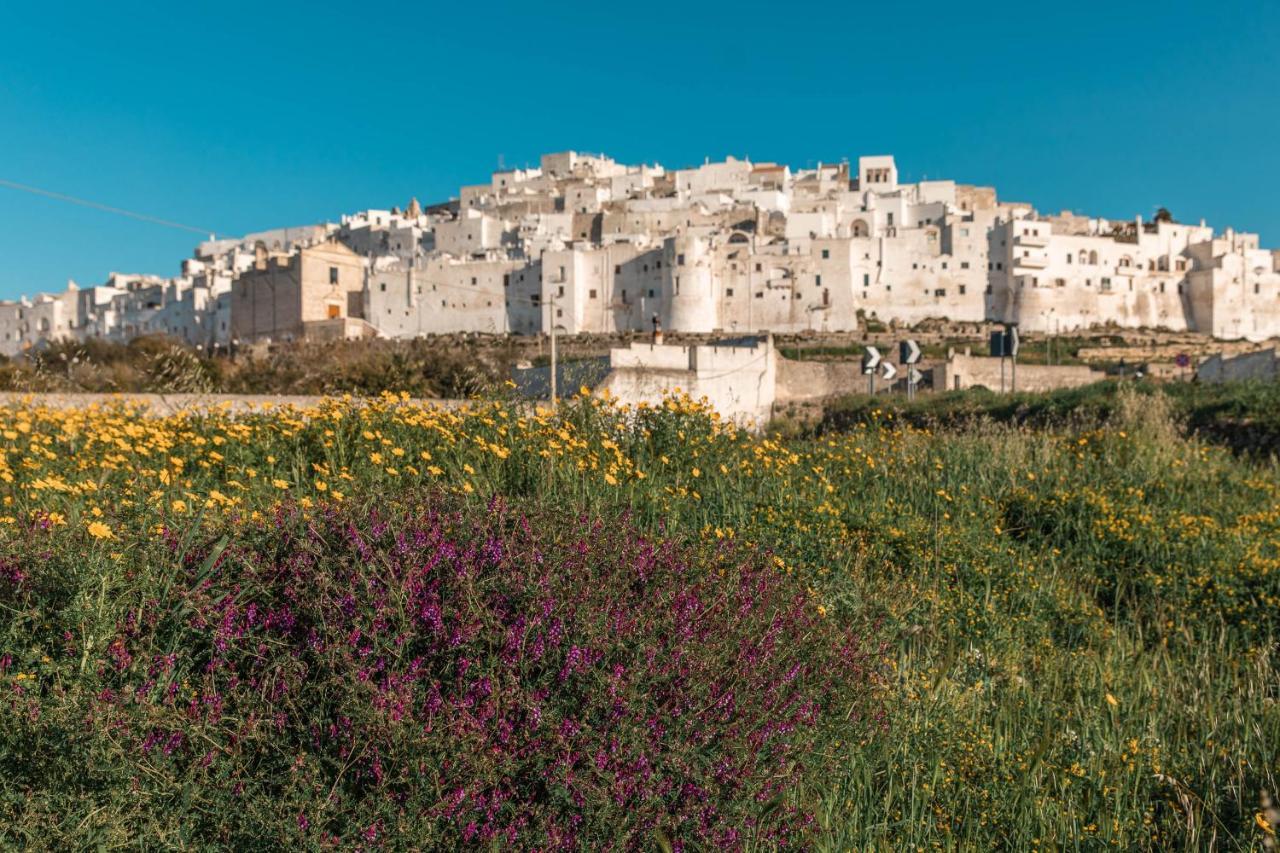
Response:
[936,353,1102,393]
[774,359,863,402]
[599,336,777,427]
[1196,348,1278,383]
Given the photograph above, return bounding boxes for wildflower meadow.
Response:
[0,384,1277,848]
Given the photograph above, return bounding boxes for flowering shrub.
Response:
[0,497,879,848]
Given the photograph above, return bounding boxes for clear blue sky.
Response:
[1,0,1276,300]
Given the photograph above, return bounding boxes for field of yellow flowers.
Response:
[1,386,1278,847]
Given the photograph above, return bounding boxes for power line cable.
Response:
[0,178,221,238]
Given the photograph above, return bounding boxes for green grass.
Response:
[1,383,1278,847]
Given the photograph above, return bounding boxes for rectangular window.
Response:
[614,265,621,274]
[815,275,822,286]
[726,288,734,297]
[863,274,870,286]
[960,261,970,269]
[959,285,967,295]
[589,289,597,299]
[329,267,339,284]
[821,249,830,259]
[648,289,656,298]
[755,263,762,272]
[470,277,477,285]
[677,253,686,266]
[503,274,510,287]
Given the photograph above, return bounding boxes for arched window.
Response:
[1088,250,1098,265]
[851,220,870,238]
[1119,256,1132,267]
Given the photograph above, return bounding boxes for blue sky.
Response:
[1,1,1277,300]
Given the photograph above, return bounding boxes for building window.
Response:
[329,267,339,284]
[821,249,830,259]
[755,263,762,272]
[557,285,565,297]
[589,289,597,299]
[755,292,763,299]
[556,308,563,318]
[959,285,967,295]
[648,289,656,298]
[614,265,621,274]
[960,261,970,269]
[676,253,686,266]
[503,274,510,287]
[726,288,734,297]
[815,275,822,286]
[934,289,946,298]
[379,282,386,292]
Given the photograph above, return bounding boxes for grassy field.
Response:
[1,384,1277,847]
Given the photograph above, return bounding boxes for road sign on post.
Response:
[881,361,897,383]
[899,339,922,399]
[990,326,1020,393]
[862,346,882,395]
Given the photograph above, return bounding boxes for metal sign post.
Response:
[899,339,921,399]
[1007,325,1019,394]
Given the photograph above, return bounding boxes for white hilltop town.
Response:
[3,151,1280,360]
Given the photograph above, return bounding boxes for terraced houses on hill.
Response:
[2,150,1277,357]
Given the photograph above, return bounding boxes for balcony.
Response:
[1013,231,1049,247]
[1013,253,1048,269]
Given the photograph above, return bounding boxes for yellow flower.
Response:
[314,480,328,491]
[86,520,113,540]
[1105,693,1119,708]
[604,472,618,486]
[273,479,290,489]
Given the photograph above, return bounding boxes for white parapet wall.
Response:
[599,335,778,427]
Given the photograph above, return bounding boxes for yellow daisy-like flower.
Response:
[86,520,113,540]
